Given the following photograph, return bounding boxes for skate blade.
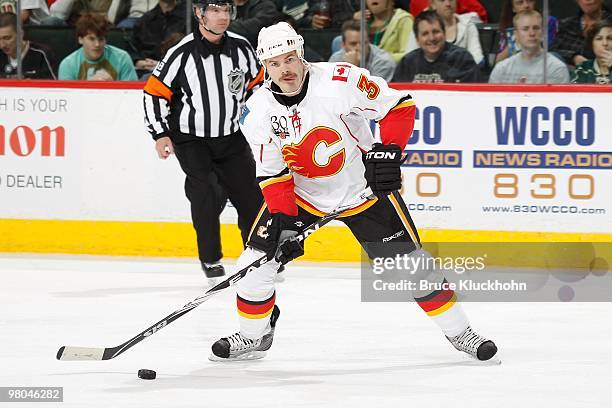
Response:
[205,277,222,288]
[484,356,502,365]
[467,355,502,365]
[208,351,267,362]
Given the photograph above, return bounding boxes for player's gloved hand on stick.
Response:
[364,143,404,197]
[266,213,305,265]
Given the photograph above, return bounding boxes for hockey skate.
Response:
[202,261,225,287]
[447,325,498,362]
[209,305,280,361]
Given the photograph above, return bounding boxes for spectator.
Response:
[551,0,611,67]
[131,0,186,77]
[0,0,51,24]
[406,0,483,63]
[302,0,356,30]
[48,0,114,25]
[0,12,55,78]
[58,13,137,80]
[107,0,161,29]
[489,10,569,84]
[159,31,184,55]
[393,10,480,83]
[353,0,413,62]
[496,0,558,64]
[409,0,487,23]
[571,20,612,84]
[329,19,396,81]
[137,31,184,80]
[228,0,280,47]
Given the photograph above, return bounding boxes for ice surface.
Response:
[0,255,610,407]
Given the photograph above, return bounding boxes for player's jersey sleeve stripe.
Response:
[258,169,297,216]
[258,173,293,190]
[379,102,416,149]
[390,100,415,111]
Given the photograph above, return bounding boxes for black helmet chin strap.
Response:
[202,22,224,36]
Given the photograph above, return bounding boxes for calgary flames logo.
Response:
[281,127,345,178]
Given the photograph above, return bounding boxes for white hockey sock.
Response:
[426,301,470,338]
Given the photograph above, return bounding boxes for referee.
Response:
[143,0,264,284]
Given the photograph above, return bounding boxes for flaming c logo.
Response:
[281,127,345,178]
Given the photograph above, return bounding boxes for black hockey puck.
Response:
[137,369,156,380]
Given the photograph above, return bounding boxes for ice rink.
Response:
[1,254,610,407]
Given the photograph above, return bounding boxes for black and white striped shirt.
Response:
[143,30,263,139]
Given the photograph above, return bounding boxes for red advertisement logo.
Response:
[0,125,65,157]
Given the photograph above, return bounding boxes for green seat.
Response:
[25,26,78,65]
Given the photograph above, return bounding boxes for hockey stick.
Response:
[57,188,374,361]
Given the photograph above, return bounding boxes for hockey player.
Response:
[209,22,498,362]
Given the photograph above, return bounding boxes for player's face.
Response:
[430,0,456,19]
[416,20,446,60]
[200,4,232,33]
[511,0,536,14]
[592,27,612,59]
[78,32,106,61]
[514,14,542,52]
[0,26,17,58]
[264,51,305,95]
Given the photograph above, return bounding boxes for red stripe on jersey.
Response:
[260,175,298,216]
[379,103,416,149]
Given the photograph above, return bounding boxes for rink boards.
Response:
[0,81,611,266]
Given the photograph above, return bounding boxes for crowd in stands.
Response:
[0,0,610,84]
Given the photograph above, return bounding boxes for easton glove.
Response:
[364,143,403,197]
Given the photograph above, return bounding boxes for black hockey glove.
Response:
[364,143,404,197]
[266,213,305,265]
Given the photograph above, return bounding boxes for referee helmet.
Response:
[194,0,237,20]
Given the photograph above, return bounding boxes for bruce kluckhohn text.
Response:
[372,279,528,292]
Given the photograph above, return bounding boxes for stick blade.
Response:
[57,346,106,361]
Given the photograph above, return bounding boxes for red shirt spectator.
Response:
[409,0,488,22]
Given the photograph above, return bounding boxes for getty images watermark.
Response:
[370,252,527,293]
[360,242,612,302]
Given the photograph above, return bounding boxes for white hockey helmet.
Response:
[256,22,305,63]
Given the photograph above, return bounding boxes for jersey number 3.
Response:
[357,74,380,100]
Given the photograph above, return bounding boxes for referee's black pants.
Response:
[172,131,263,264]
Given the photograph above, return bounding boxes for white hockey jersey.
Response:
[240,62,411,214]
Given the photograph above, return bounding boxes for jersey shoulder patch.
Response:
[331,63,352,82]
